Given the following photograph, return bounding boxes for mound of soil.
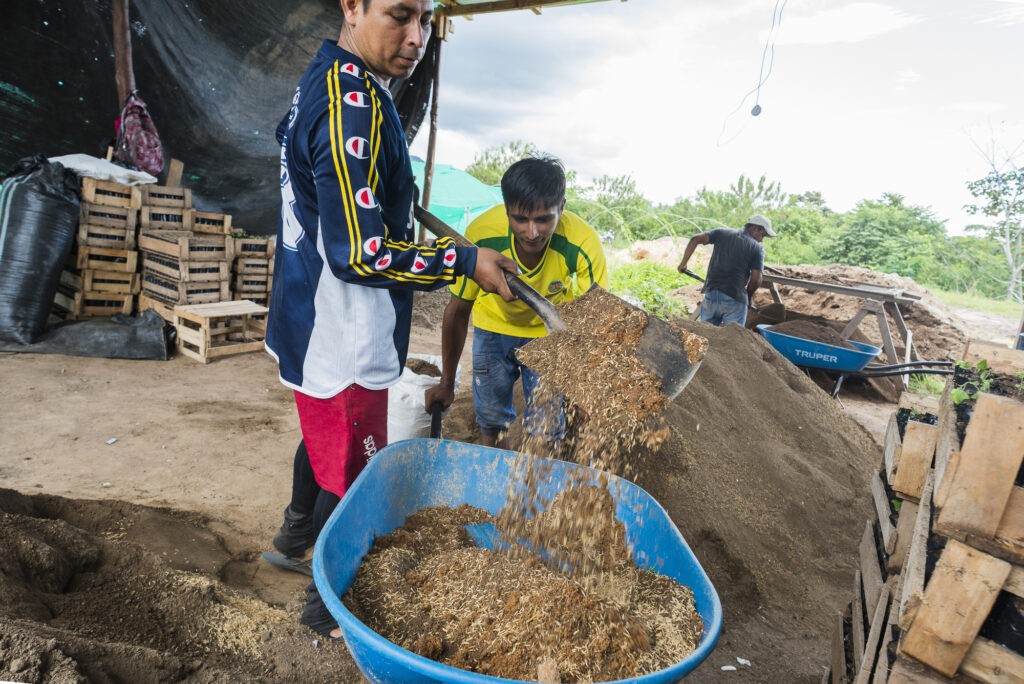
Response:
[441,319,879,681]
[0,488,362,683]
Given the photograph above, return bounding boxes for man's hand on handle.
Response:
[471,247,518,302]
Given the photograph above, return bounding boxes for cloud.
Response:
[771,2,921,45]
[942,101,1005,114]
[977,0,1024,25]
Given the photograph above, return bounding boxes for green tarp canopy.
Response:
[412,159,503,234]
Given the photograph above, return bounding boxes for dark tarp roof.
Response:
[0,1,434,235]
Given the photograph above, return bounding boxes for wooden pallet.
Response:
[234,256,274,275]
[140,206,194,231]
[933,393,1024,565]
[138,230,234,262]
[79,202,137,229]
[233,236,275,259]
[141,184,192,208]
[60,268,140,295]
[141,251,230,283]
[898,539,1024,681]
[143,272,230,306]
[71,246,138,273]
[173,300,268,363]
[77,222,137,250]
[52,289,134,320]
[136,292,176,323]
[192,211,232,235]
[233,273,272,293]
[80,177,142,208]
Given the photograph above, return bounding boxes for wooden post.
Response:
[418,29,444,243]
[112,0,135,108]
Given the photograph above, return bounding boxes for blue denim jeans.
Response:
[700,289,748,326]
[472,328,565,440]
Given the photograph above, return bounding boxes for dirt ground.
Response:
[1,257,1020,683]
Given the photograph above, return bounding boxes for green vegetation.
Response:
[607,262,689,319]
[930,288,1023,318]
[908,373,946,397]
[466,141,1024,308]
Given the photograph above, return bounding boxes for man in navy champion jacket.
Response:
[264,0,517,639]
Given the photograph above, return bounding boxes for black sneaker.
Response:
[272,505,315,558]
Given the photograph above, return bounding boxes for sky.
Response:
[408,0,1024,235]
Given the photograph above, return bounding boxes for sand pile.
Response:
[441,316,878,681]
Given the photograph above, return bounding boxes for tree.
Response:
[465,140,540,186]
[965,166,1024,302]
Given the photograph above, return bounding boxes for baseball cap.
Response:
[747,214,776,237]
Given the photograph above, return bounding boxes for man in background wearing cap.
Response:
[676,214,776,326]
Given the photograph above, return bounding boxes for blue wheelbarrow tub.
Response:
[757,323,882,372]
[313,438,722,684]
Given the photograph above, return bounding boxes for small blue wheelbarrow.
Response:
[756,324,953,398]
[313,438,723,684]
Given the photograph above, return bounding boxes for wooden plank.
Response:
[233,236,276,258]
[933,392,960,510]
[962,338,1024,376]
[852,568,866,676]
[165,158,184,187]
[174,301,268,319]
[233,273,272,293]
[872,470,898,554]
[899,539,1011,677]
[53,290,134,319]
[888,655,966,683]
[899,472,933,626]
[891,421,938,502]
[960,637,1024,684]
[80,177,142,208]
[234,256,274,275]
[142,273,230,306]
[935,393,1024,540]
[884,412,902,480]
[61,269,140,295]
[854,583,891,684]
[994,485,1024,561]
[898,391,941,415]
[873,577,902,684]
[832,606,850,684]
[888,497,919,573]
[859,520,884,618]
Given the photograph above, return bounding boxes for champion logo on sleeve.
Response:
[442,248,457,267]
[345,136,369,159]
[340,63,361,77]
[363,236,382,255]
[344,92,370,107]
[355,188,378,209]
[412,255,427,273]
[374,251,393,270]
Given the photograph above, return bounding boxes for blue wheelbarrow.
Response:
[313,438,723,683]
[757,324,953,398]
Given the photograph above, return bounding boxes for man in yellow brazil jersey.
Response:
[424,155,607,448]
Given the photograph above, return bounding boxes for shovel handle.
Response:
[414,205,566,333]
[429,401,443,439]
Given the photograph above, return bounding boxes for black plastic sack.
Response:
[0,155,80,343]
[0,310,173,360]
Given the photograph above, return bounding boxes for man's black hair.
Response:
[500,155,566,211]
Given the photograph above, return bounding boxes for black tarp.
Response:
[1,0,434,235]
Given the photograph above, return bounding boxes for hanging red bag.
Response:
[113,90,164,176]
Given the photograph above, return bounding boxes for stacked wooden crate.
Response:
[137,185,234,319]
[231,234,275,310]
[53,178,142,319]
[823,339,1024,684]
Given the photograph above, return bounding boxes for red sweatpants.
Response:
[293,385,387,498]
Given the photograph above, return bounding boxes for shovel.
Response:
[415,205,704,399]
[680,267,786,324]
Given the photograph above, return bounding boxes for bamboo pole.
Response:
[112,0,135,107]
[418,31,444,243]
